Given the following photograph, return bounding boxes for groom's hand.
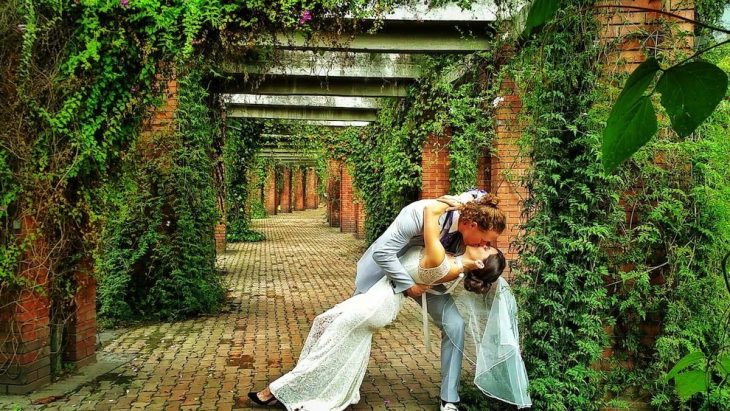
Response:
[405,284,430,298]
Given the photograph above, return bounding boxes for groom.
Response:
[354,190,499,411]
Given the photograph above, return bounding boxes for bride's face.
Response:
[464,245,498,262]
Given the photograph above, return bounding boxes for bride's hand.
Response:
[436,195,463,211]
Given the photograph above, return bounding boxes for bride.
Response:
[249,198,527,410]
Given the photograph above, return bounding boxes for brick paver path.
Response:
[31,208,465,411]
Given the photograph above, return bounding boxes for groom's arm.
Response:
[372,201,429,295]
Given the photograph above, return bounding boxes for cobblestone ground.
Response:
[25,208,464,411]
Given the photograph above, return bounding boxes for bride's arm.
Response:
[423,199,480,284]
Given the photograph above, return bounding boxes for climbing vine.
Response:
[96,65,225,323]
[224,119,265,242]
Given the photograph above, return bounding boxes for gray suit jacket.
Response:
[354,199,466,295]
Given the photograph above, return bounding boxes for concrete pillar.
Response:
[279,167,292,213]
[420,132,451,199]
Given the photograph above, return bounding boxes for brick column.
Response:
[279,167,292,213]
[63,265,96,368]
[420,132,451,199]
[293,167,305,211]
[355,202,367,239]
[0,216,51,395]
[214,223,226,254]
[491,81,528,274]
[340,166,356,233]
[305,167,318,209]
[476,153,491,192]
[327,160,341,227]
[264,166,277,215]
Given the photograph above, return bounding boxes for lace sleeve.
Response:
[416,252,451,285]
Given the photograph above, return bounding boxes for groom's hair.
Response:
[459,194,507,233]
[464,248,506,294]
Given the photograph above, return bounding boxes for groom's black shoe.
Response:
[248,391,279,407]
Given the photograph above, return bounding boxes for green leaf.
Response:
[522,0,561,37]
[674,370,708,401]
[656,61,729,137]
[665,351,706,381]
[601,58,661,173]
[602,96,657,173]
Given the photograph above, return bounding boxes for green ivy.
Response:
[96,65,225,323]
[224,119,265,242]
[507,2,623,409]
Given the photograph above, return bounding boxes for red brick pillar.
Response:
[476,154,491,192]
[355,202,367,239]
[340,166,356,233]
[305,167,318,209]
[492,81,528,276]
[327,160,341,227]
[264,166,277,215]
[293,167,305,211]
[420,132,451,199]
[279,167,292,213]
[214,223,226,254]
[63,265,96,368]
[0,216,51,395]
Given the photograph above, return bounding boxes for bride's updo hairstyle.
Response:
[464,248,506,294]
[458,194,507,234]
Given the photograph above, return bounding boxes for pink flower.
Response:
[120,0,128,7]
[299,10,312,25]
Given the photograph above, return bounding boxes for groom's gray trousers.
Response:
[354,199,466,403]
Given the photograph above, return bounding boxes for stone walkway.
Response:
[11,208,466,410]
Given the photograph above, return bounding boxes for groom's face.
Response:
[459,221,500,247]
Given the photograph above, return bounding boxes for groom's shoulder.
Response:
[401,199,434,213]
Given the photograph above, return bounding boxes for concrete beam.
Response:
[227,106,377,121]
[222,94,385,110]
[374,0,499,22]
[264,27,492,53]
[221,51,421,79]
[213,75,410,97]
[302,120,370,127]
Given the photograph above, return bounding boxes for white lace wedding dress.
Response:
[269,246,447,411]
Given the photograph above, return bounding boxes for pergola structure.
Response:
[215,1,501,228]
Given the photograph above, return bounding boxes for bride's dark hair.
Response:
[463,249,506,294]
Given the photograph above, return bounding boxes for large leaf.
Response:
[674,370,708,401]
[602,96,657,173]
[665,351,706,381]
[656,61,729,137]
[522,0,560,37]
[615,58,661,107]
[601,59,661,173]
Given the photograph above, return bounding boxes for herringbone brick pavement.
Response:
[25,208,465,410]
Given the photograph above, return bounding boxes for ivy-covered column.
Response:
[420,133,451,199]
[491,82,528,268]
[264,165,277,215]
[326,160,341,227]
[279,167,292,213]
[0,216,51,394]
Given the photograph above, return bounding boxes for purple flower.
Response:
[131,85,139,93]
[120,0,129,7]
[299,10,312,25]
